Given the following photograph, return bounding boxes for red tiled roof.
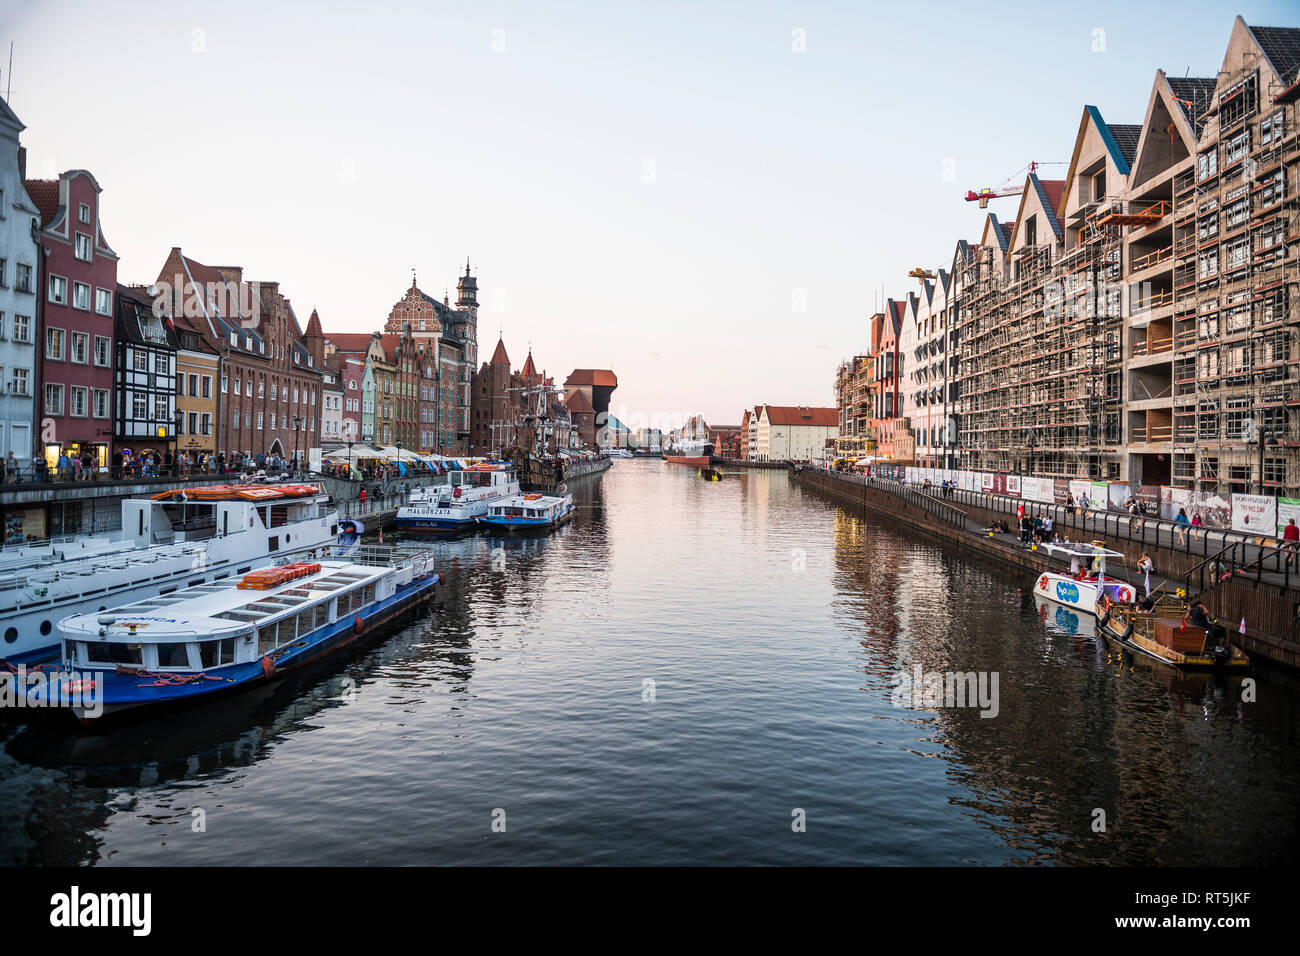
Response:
[764,405,838,427]
[25,179,60,226]
[379,333,403,360]
[490,338,510,365]
[520,352,539,380]
[326,333,375,354]
[182,255,227,287]
[564,389,595,413]
[565,368,617,387]
[1040,179,1065,215]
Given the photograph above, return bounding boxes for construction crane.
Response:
[907,267,935,285]
[964,161,1066,207]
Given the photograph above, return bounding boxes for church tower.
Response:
[456,258,479,368]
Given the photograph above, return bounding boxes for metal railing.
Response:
[920,482,1296,591]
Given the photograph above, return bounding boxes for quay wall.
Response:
[794,468,1300,669]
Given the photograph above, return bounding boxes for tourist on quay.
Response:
[1191,512,1204,542]
[1019,512,1034,545]
[1174,508,1190,547]
[56,451,69,481]
[1064,492,1074,510]
[359,487,367,510]
[1283,518,1299,567]
[1129,498,1144,538]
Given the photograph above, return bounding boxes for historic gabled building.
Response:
[0,99,40,465]
[28,170,119,472]
[382,267,478,455]
[154,249,324,463]
[112,284,177,464]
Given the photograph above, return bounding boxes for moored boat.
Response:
[477,492,575,534]
[665,438,714,467]
[1033,542,1136,615]
[1094,593,1250,671]
[395,463,520,535]
[46,545,441,724]
[0,484,341,666]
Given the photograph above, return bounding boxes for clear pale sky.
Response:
[2,0,1292,429]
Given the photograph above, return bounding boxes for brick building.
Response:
[155,248,324,464]
[28,170,119,472]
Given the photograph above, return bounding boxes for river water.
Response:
[2,460,1297,865]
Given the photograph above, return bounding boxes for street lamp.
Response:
[346,439,354,480]
[396,439,403,479]
[173,409,183,476]
[1252,431,1280,496]
[293,415,302,476]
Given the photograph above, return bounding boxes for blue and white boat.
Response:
[477,492,575,535]
[48,545,440,724]
[1034,542,1135,615]
[395,463,520,534]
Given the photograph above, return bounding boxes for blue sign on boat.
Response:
[1055,581,1080,603]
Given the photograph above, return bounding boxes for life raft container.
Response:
[238,561,322,590]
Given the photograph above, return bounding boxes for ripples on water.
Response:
[2,462,1298,865]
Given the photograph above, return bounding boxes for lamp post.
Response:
[1253,431,1279,496]
[173,409,183,477]
[347,439,354,481]
[293,415,302,477]
[396,439,403,480]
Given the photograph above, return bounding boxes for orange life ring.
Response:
[1038,578,1047,590]
[354,613,364,634]
[260,656,275,678]
[1117,587,1133,603]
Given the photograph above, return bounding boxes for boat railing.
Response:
[321,544,438,568]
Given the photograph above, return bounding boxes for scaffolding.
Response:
[1168,64,1300,497]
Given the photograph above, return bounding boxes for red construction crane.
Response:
[964,161,1065,208]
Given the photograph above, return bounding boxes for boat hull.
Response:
[665,455,712,467]
[1034,572,1136,616]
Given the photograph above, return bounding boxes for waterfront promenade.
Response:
[793,468,1300,667]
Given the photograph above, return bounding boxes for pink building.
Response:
[27,171,119,472]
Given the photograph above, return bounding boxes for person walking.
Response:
[1283,518,1299,567]
[1190,512,1203,542]
[1174,508,1190,547]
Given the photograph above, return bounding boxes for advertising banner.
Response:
[1068,479,1092,506]
[1278,497,1300,537]
[1006,475,1021,497]
[980,472,994,492]
[993,473,1006,496]
[1054,479,1071,504]
[1231,493,1277,535]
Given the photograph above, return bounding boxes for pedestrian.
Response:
[359,486,367,509]
[1190,512,1203,542]
[1065,492,1074,510]
[1138,552,1154,596]
[1129,498,1143,537]
[1174,507,1190,546]
[1283,518,1299,566]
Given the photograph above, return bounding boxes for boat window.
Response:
[268,536,279,552]
[86,642,143,666]
[199,639,235,668]
[315,602,330,629]
[295,609,314,636]
[156,642,192,669]
[361,584,374,605]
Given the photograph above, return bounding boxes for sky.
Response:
[2,0,1294,431]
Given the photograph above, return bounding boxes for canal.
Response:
[2,460,1298,865]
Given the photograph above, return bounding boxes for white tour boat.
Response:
[477,491,575,535]
[47,545,440,724]
[395,463,520,534]
[0,484,340,666]
[1033,542,1136,616]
